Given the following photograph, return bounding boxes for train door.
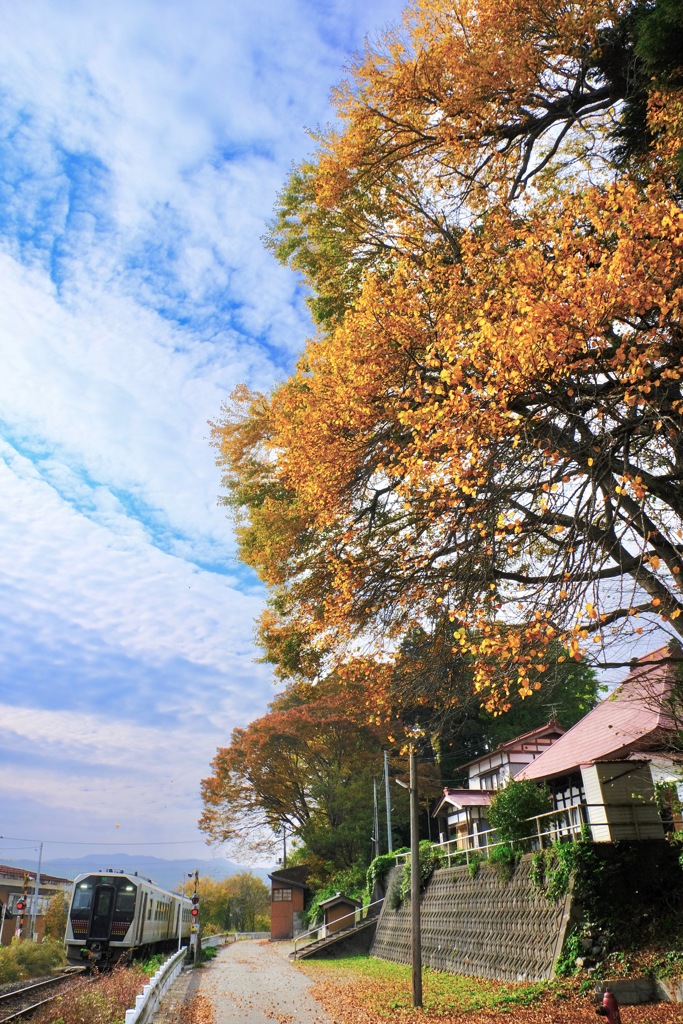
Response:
[88,884,116,940]
[135,892,148,945]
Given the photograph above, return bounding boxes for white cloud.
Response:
[0,0,406,857]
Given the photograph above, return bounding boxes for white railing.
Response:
[124,947,187,1024]
[394,803,588,866]
[124,935,227,1024]
[292,895,385,957]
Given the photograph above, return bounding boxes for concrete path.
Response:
[154,940,331,1024]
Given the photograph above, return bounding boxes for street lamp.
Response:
[395,749,423,1009]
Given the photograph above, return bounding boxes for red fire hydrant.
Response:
[596,989,621,1024]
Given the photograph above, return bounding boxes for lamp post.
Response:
[395,750,423,1009]
[409,748,423,1008]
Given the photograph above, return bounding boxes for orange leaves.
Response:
[213,0,683,726]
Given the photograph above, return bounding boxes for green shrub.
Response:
[531,841,583,902]
[488,843,521,882]
[301,864,366,929]
[555,928,582,977]
[12,937,66,974]
[137,952,165,976]
[365,849,409,900]
[395,842,444,903]
[467,852,483,879]
[0,949,21,984]
[487,780,554,847]
[386,867,404,910]
[0,938,66,981]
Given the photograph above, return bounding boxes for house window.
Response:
[272,888,292,902]
[479,771,499,790]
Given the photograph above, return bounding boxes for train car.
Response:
[64,869,193,967]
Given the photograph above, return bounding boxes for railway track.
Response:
[0,969,84,1023]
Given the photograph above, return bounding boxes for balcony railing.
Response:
[393,800,663,865]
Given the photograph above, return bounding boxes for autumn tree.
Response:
[213,0,683,721]
[199,674,409,873]
[189,875,269,933]
[43,891,68,939]
[390,625,602,780]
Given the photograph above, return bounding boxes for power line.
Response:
[0,835,209,847]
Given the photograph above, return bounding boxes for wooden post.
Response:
[410,749,423,1008]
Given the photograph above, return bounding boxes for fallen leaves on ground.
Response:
[298,958,683,1024]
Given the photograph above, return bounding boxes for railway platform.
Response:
[152,939,330,1024]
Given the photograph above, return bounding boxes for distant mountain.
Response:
[6,853,273,893]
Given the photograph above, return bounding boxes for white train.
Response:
[65,869,193,966]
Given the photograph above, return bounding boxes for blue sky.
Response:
[0,0,405,869]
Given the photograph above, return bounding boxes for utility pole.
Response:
[30,842,43,941]
[409,748,423,1008]
[384,751,393,853]
[373,779,380,859]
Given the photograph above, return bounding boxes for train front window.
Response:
[115,891,136,914]
[73,884,93,912]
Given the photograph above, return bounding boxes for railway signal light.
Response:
[191,905,199,918]
[15,899,26,912]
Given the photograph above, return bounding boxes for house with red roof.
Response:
[0,863,72,945]
[433,720,566,846]
[516,645,683,842]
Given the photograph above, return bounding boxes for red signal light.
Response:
[191,907,199,917]
[16,899,26,912]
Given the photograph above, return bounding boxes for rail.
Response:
[0,973,80,1024]
[292,896,385,957]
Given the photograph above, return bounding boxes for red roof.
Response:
[433,788,494,816]
[456,720,565,772]
[517,647,680,782]
[268,865,310,890]
[0,864,72,885]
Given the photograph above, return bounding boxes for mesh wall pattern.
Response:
[371,856,572,981]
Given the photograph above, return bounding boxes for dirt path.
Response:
[154,941,331,1024]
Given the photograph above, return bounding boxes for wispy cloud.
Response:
[0,0,405,860]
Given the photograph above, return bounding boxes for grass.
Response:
[33,965,150,1024]
[299,955,551,1015]
[297,955,683,1023]
[0,939,66,985]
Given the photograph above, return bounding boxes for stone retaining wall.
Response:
[371,855,572,981]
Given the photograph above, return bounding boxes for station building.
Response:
[0,864,72,944]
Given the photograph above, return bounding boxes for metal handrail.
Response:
[394,802,589,864]
[393,799,662,864]
[292,895,385,956]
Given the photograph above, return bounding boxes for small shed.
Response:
[318,893,361,938]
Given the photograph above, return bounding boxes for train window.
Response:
[73,884,93,911]
[115,891,136,913]
[95,889,112,917]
